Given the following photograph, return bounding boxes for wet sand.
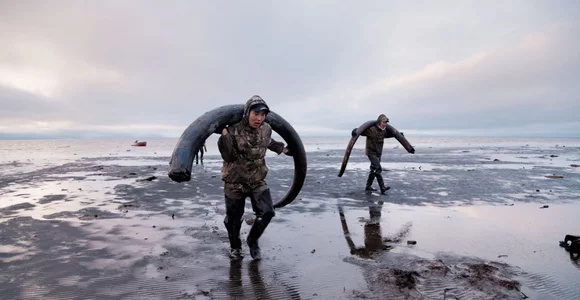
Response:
[1,142,579,299]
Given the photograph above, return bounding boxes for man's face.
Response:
[379,121,387,130]
[248,110,267,129]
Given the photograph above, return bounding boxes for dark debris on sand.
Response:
[349,254,527,300]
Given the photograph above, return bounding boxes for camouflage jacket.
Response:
[217,98,285,186]
[361,125,394,156]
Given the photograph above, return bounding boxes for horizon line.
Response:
[1,133,580,141]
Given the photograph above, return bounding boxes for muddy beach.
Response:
[1,138,580,299]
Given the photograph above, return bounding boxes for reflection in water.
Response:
[560,234,580,269]
[228,259,244,298]
[227,259,301,299]
[248,260,271,300]
[569,251,579,269]
[339,201,411,259]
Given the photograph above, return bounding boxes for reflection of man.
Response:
[560,234,579,268]
[338,201,411,258]
[227,260,300,299]
[569,252,579,268]
[194,142,207,165]
[248,261,270,299]
[227,260,244,298]
[227,260,270,299]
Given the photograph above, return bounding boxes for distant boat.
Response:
[132,140,147,147]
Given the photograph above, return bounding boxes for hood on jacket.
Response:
[377,114,389,123]
[243,95,270,124]
[377,114,389,130]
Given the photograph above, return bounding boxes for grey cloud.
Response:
[290,21,580,137]
[0,1,579,138]
[0,84,59,118]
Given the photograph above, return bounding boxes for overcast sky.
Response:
[1,1,579,139]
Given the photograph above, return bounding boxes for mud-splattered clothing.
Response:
[218,121,284,187]
[360,125,394,157]
[217,95,286,254]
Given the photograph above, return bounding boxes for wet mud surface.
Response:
[346,253,527,299]
[1,144,580,299]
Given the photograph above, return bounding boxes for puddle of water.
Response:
[341,161,536,171]
[0,177,139,222]
[49,172,107,178]
[57,275,85,288]
[310,200,580,298]
[94,159,169,167]
[489,153,580,169]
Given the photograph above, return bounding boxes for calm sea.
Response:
[1,136,579,175]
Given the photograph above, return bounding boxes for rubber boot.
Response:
[375,173,391,194]
[365,173,377,191]
[246,212,273,260]
[224,217,243,259]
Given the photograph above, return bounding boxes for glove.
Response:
[214,125,229,135]
[409,146,415,154]
[351,128,357,137]
[284,147,293,156]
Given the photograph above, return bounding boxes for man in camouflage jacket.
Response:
[355,114,393,194]
[218,95,289,260]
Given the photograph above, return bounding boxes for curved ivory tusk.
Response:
[338,120,414,177]
[168,104,307,208]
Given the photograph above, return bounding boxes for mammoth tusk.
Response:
[168,104,307,208]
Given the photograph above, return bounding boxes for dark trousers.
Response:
[194,149,204,164]
[367,155,386,189]
[223,182,275,249]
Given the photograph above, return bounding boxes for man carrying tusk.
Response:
[352,114,415,194]
[218,95,291,260]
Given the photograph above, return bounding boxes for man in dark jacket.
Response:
[358,114,393,194]
[194,142,207,165]
[217,95,290,260]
